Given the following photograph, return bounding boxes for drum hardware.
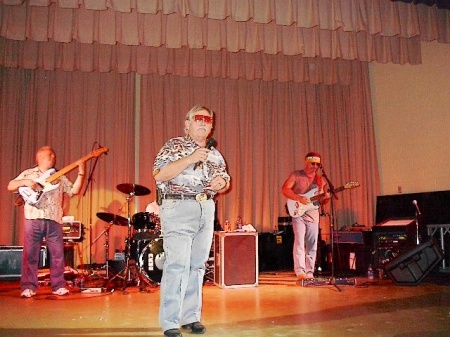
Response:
[93,212,127,279]
[108,183,153,293]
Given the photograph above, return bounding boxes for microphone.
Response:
[412,199,421,215]
[194,138,217,170]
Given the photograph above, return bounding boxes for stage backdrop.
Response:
[1,0,448,266]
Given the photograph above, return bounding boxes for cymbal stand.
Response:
[107,194,133,291]
[108,193,151,293]
[122,193,134,290]
[91,223,112,278]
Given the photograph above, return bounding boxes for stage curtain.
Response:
[0,66,136,264]
[138,65,379,237]
[2,0,445,258]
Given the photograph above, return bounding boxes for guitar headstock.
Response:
[92,147,109,158]
[344,181,360,189]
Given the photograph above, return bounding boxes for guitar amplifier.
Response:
[333,231,369,244]
[372,218,417,267]
[0,246,47,278]
[62,221,84,241]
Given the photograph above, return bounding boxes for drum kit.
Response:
[93,183,164,291]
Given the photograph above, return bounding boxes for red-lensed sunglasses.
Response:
[193,115,213,124]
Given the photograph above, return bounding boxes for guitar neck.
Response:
[46,153,94,183]
[310,186,345,202]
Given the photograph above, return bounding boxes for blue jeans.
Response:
[159,198,215,332]
[292,216,319,276]
[22,219,66,291]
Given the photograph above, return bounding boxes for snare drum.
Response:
[138,238,165,283]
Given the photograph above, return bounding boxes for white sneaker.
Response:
[20,289,36,298]
[52,288,69,296]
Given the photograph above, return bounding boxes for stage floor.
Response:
[0,270,449,337]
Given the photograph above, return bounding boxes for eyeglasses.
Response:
[309,162,321,167]
[192,115,213,124]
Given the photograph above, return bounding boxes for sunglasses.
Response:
[192,115,213,124]
[309,162,321,167]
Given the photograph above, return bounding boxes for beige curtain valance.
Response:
[0,0,448,68]
[0,37,368,84]
[0,0,449,38]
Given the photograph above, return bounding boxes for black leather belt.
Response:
[163,193,212,203]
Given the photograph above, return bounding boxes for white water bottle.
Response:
[367,264,374,281]
[224,220,231,232]
[236,216,243,230]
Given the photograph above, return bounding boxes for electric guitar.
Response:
[286,181,360,218]
[18,147,109,205]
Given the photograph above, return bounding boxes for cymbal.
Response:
[116,183,150,196]
[96,212,128,226]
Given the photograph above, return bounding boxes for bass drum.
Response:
[138,238,165,283]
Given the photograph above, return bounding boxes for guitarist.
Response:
[281,152,330,281]
[7,146,86,298]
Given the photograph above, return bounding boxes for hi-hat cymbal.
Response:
[96,212,128,226]
[117,183,150,196]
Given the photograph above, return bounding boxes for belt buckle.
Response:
[195,193,208,203]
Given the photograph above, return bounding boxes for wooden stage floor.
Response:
[0,269,449,337]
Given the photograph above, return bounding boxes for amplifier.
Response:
[62,221,84,241]
[0,246,47,278]
[333,231,371,244]
[375,233,409,249]
[373,218,416,234]
[373,218,416,246]
[372,218,417,267]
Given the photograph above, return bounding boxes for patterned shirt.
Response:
[14,166,75,223]
[153,136,230,196]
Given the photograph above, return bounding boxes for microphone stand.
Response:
[83,146,102,268]
[414,209,421,246]
[320,166,355,290]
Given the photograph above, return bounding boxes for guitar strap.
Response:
[315,174,324,191]
[307,174,319,192]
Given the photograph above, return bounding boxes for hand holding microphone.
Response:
[193,138,217,170]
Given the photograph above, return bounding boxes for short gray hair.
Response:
[185,105,214,121]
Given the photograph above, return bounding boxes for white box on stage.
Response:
[214,231,258,288]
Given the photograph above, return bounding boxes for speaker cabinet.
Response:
[214,232,258,288]
[385,239,443,285]
[0,246,47,278]
[333,243,371,276]
[258,231,293,272]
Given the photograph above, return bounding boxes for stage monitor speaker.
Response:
[214,232,258,288]
[0,246,47,278]
[385,239,443,285]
